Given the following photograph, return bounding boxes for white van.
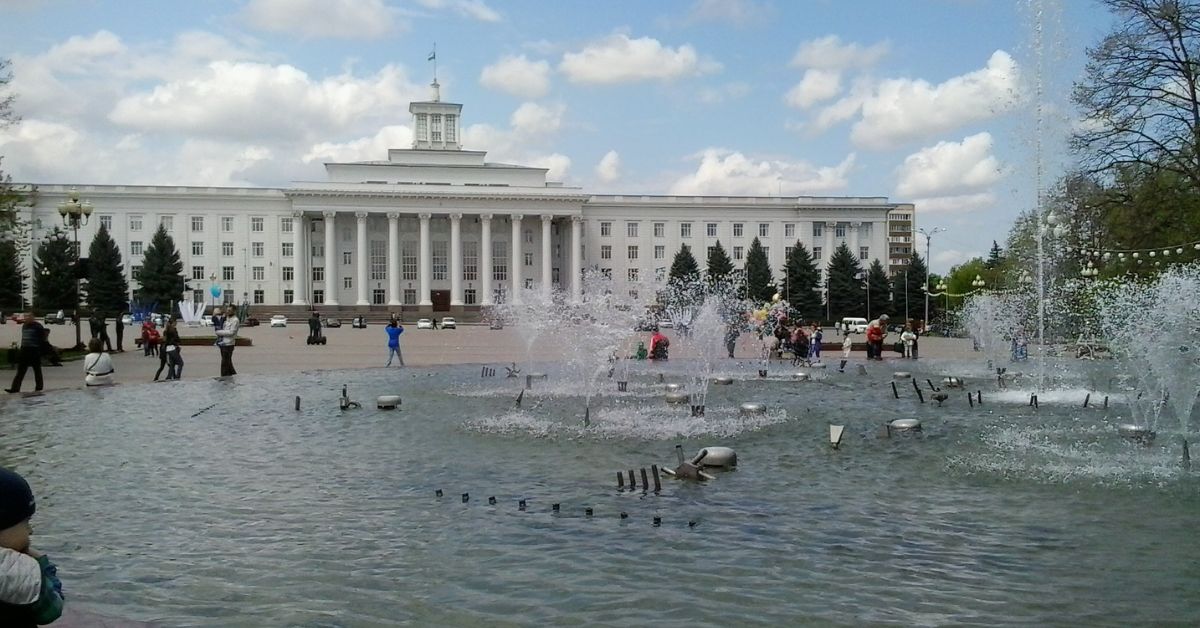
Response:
[841,317,869,334]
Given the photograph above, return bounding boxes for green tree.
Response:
[668,243,699,283]
[865,259,890,320]
[0,238,24,310]
[984,240,1004,269]
[32,227,77,312]
[137,224,186,313]
[782,241,821,319]
[825,242,863,320]
[891,252,929,324]
[744,236,774,302]
[86,223,129,315]
[1,58,33,247]
[705,240,734,283]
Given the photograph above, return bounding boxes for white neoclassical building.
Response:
[17,95,917,316]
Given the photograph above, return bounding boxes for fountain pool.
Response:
[1,355,1197,626]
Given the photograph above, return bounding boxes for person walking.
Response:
[155,319,183,381]
[215,305,240,377]
[6,315,47,394]
[113,312,125,352]
[96,313,113,352]
[384,320,405,367]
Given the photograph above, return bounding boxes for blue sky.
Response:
[0,0,1114,272]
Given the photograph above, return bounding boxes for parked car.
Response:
[121,314,133,326]
[243,317,260,327]
[8,312,31,323]
[351,316,368,329]
[416,318,434,330]
[199,315,213,326]
[324,318,342,328]
[44,311,66,325]
[657,319,674,329]
[270,314,288,327]
[440,317,457,329]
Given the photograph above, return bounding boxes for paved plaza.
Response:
[1,320,981,397]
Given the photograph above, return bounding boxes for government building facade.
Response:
[17,96,916,316]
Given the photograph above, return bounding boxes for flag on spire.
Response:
[428,48,436,62]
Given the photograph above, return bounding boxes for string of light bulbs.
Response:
[1065,240,1200,260]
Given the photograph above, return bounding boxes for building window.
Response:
[251,217,264,232]
[733,246,744,261]
[191,266,205,280]
[524,228,533,244]
[600,222,612,237]
[223,242,234,256]
[373,289,386,305]
[524,278,534,289]
[759,223,769,237]
[463,241,478,281]
[160,216,174,231]
[281,217,293,233]
[431,113,442,142]
[835,224,846,238]
[600,268,612,279]
[312,244,324,258]
[465,288,476,305]
[859,246,870,260]
[416,114,427,141]
[785,246,794,259]
[402,243,417,281]
[312,289,323,303]
[762,246,769,258]
[813,223,824,238]
[191,216,204,232]
[733,223,744,237]
[130,241,143,256]
[283,289,294,304]
[252,266,264,281]
[222,217,234,232]
[191,242,204,256]
[282,266,294,281]
[524,252,533,266]
[222,266,234,281]
[654,223,665,238]
[371,240,387,280]
[343,276,353,289]
[253,290,264,304]
[282,242,293,257]
[627,222,638,238]
[813,246,822,261]
[627,245,638,260]
[404,289,416,305]
[600,245,612,260]
[785,223,795,238]
[628,268,639,282]
[432,241,447,280]
[99,215,112,231]
[343,251,352,265]
[493,241,508,280]
[252,242,264,257]
[654,245,665,259]
[680,223,692,238]
[706,223,717,237]
[129,215,143,231]
[312,267,324,281]
[445,114,456,142]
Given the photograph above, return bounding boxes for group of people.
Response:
[771,321,825,365]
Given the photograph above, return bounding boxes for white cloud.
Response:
[414,0,501,22]
[851,50,1020,149]
[669,149,855,196]
[559,34,720,85]
[785,69,841,109]
[462,102,572,180]
[684,0,770,26]
[527,153,571,181]
[809,77,873,133]
[509,102,565,134]
[894,132,1005,198]
[791,35,889,70]
[239,0,399,39]
[479,55,551,99]
[596,150,621,183]
[303,125,414,164]
[912,192,996,215]
[699,82,750,104]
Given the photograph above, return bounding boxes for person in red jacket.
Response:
[865,314,889,361]
[649,328,670,360]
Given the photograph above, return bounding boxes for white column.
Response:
[510,214,524,304]
[540,214,553,297]
[419,212,432,306]
[824,221,836,272]
[355,211,369,306]
[570,215,583,303]
[849,222,861,261]
[387,212,401,305]
[323,211,338,305]
[480,214,493,306]
[291,211,308,306]
[449,213,463,306]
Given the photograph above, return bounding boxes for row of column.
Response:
[291,211,583,307]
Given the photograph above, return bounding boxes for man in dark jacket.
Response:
[6,316,46,394]
[308,312,321,343]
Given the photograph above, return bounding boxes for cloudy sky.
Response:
[0,0,1111,272]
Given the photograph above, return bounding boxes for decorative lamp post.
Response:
[971,275,986,289]
[936,280,949,314]
[1081,260,1099,278]
[918,226,946,330]
[56,188,92,350]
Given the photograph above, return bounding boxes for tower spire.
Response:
[428,43,440,102]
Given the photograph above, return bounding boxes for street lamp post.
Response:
[918,226,946,331]
[936,280,949,316]
[56,188,92,350]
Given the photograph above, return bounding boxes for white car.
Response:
[121,314,132,326]
[270,314,288,327]
[441,317,457,329]
[416,318,434,329]
[200,315,213,326]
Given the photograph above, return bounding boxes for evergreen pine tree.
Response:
[32,227,78,312]
[825,242,864,320]
[905,253,930,324]
[782,241,822,319]
[137,224,186,313]
[705,240,734,282]
[668,243,700,283]
[86,223,129,315]
[984,240,1005,269]
[744,237,774,302]
[0,238,24,311]
[865,259,891,321]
